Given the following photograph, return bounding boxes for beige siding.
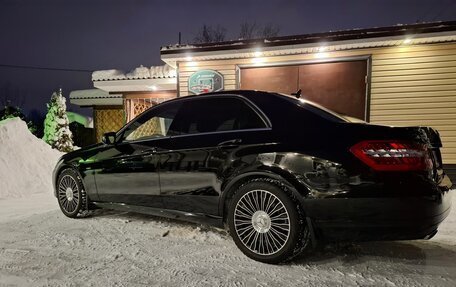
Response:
[178,42,456,164]
[370,43,456,164]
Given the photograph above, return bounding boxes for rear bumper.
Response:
[303,191,452,242]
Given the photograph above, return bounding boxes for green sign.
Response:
[188,70,224,94]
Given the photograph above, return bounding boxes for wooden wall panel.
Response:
[94,106,125,143]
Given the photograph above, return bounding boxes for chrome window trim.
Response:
[169,127,272,140]
[119,127,272,146]
[117,93,273,143]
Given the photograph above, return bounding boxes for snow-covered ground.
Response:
[0,192,455,287]
[1,119,455,286]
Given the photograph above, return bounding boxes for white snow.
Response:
[92,65,176,81]
[0,119,455,286]
[0,191,454,286]
[92,69,126,81]
[150,64,177,78]
[125,65,151,79]
[0,117,62,199]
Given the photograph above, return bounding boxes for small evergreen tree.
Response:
[43,88,74,152]
[0,105,38,135]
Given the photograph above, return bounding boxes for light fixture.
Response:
[187,61,198,67]
[252,57,265,64]
[317,46,328,52]
[185,55,193,61]
[148,85,158,91]
[254,50,262,57]
[403,38,413,44]
[314,52,328,59]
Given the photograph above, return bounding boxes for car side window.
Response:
[121,102,181,142]
[170,97,267,135]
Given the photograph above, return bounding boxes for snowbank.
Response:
[0,117,63,199]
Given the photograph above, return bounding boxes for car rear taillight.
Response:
[350,140,433,171]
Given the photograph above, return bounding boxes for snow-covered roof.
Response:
[91,65,178,93]
[70,89,111,99]
[92,65,176,82]
[161,21,456,53]
[69,89,123,106]
[160,21,456,67]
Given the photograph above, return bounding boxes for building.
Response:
[71,21,456,179]
[70,65,177,142]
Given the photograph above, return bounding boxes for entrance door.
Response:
[240,60,368,120]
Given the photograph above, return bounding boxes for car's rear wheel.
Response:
[57,169,88,218]
[228,179,310,264]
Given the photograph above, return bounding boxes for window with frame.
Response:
[171,97,267,135]
[121,102,181,141]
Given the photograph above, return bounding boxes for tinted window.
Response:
[170,97,267,135]
[121,102,181,141]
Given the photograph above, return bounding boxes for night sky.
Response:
[1,0,455,118]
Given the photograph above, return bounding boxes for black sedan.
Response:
[53,90,453,264]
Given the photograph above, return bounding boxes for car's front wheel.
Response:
[57,168,88,218]
[228,179,310,264]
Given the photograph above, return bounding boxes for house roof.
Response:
[161,21,456,54]
[92,64,176,82]
[160,21,456,67]
[69,89,123,106]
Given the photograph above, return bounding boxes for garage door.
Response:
[240,60,368,120]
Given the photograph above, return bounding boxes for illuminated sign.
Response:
[188,70,224,94]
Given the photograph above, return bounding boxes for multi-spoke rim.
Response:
[58,175,80,213]
[234,189,290,256]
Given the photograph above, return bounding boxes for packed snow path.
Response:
[0,192,455,286]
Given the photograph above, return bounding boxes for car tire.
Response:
[57,168,89,218]
[228,178,311,264]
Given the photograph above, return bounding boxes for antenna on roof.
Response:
[291,89,302,99]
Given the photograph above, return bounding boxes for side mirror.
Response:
[102,132,117,145]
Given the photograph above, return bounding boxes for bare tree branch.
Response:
[261,23,280,38]
[238,22,280,39]
[239,21,258,40]
[193,24,227,43]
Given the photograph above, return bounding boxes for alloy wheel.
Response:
[233,189,291,256]
[58,175,80,214]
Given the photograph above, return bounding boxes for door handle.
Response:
[217,139,242,149]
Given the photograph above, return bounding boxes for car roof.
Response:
[166,90,346,122]
[162,90,271,102]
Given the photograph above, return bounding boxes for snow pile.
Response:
[150,64,176,78]
[92,69,126,81]
[92,65,176,81]
[125,65,150,79]
[0,117,63,199]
